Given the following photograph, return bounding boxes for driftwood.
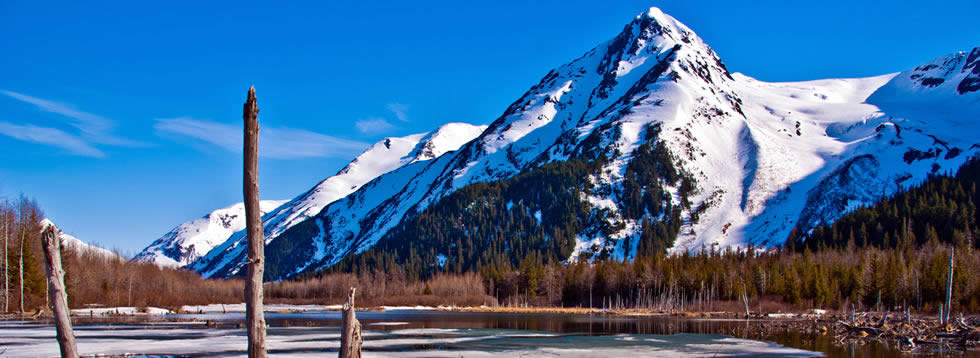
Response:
[41,225,77,358]
[340,288,362,358]
[243,86,266,358]
[833,310,980,352]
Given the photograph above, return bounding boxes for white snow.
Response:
[133,200,287,268]
[436,253,448,268]
[178,303,343,313]
[71,306,174,316]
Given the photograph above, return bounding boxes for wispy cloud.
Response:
[355,117,397,135]
[387,103,409,122]
[0,122,105,157]
[154,117,368,159]
[0,90,146,155]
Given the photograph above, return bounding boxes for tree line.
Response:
[1,195,46,313]
[0,193,491,311]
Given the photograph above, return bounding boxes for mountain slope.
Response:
[133,200,286,267]
[189,122,487,278]
[258,122,488,244]
[194,7,980,280]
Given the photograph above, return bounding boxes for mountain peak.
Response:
[410,122,488,161]
[640,6,668,20]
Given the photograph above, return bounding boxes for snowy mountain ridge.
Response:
[188,7,977,280]
[188,122,487,277]
[133,200,286,267]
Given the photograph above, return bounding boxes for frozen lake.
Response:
[0,309,917,357]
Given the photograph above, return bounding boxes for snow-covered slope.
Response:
[189,122,487,277]
[133,200,286,267]
[258,122,487,243]
[192,7,980,279]
[40,219,117,258]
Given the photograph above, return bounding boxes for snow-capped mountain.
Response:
[189,122,487,277]
[133,200,287,267]
[191,7,979,280]
[40,219,117,258]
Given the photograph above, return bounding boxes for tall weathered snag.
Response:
[340,287,362,358]
[243,86,266,357]
[41,225,77,358]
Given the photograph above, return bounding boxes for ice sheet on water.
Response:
[0,322,819,357]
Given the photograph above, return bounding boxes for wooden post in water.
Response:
[41,225,77,358]
[340,287,362,358]
[243,86,267,358]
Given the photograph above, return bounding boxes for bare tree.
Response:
[242,86,266,357]
[19,209,25,314]
[741,283,750,318]
[2,200,8,313]
[41,224,77,357]
[944,246,954,325]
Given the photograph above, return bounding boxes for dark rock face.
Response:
[921,77,945,87]
[957,47,980,94]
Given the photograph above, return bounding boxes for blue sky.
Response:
[1,0,978,253]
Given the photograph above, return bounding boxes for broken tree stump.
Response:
[41,225,78,358]
[340,287,362,358]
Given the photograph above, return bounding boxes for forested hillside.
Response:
[793,154,978,251]
[328,124,690,280]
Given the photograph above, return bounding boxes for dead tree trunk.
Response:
[340,287,362,358]
[741,284,750,318]
[243,86,266,358]
[20,225,25,315]
[944,246,954,325]
[3,207,7,313]
[41,225,77,358]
